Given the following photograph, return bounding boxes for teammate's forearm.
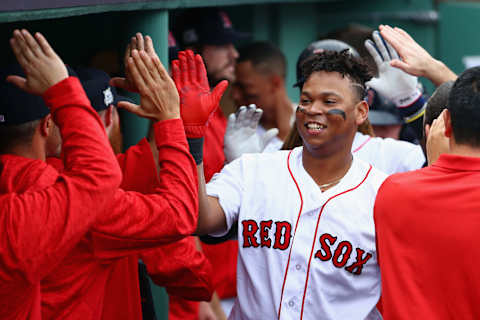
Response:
[425,59,457,87]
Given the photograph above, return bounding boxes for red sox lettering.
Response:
[242,220,291,250]
[242,221,372,275]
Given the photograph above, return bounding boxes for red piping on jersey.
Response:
[299,164,373,320]
[352,136,372,153]
[277,150,304,319]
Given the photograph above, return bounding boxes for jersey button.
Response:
[295,264,301,270]
[288,300,295,307]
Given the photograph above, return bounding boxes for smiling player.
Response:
[176,49,387,319]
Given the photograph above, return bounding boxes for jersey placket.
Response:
[278,150,329,319]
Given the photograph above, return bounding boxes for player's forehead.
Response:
[301,71,357,100]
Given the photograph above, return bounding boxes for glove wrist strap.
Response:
[394,89,422,108]
[187,137,204,165]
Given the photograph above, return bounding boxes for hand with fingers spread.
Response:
[111,32,158,93]
[7,29,68,95]
[118,49,180,121]
[224,104,279,163]
[171,50,228,138]
[365,30,421,107]
[426,109,450,165]
[378,25,457,87]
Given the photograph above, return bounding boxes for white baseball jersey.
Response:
[352,132,425,174]
[207,147,387,320]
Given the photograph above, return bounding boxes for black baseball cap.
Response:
[366,88,403,125]
[294,39,360,88]
[0,64,77,125]
[180,8,250,47]
[76,67,131,112]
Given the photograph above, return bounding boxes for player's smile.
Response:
[304,120,327,135]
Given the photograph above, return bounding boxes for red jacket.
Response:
[100,137,213,320]
[375,154,480,319]
[0,77,122,320]
[169,107,238,319]
[41,119,199,319]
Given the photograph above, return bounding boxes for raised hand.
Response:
[7,29,68,95]
[111,33,158,93]
[365,30,421,107]
[117,49,180,121]
[224,104,279,162]
[171,50,228,138]
[379,25,457,87]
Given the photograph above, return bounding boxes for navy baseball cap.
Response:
[0,64,49,125]
[366,88,403,125]
[294,39,360,88]
[0,64,76,125]
[181,8,250,47]
[76,67,131,112]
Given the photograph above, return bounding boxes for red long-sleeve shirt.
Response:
[41,118,201,319]
[0,77,122,320]
[375,154,480,319]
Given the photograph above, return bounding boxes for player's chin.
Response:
[298,127,330,149]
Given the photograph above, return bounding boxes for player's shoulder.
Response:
[371,135,421,153]
[353,156,388,190]
[238,148,293,166]
[378,165,427,196]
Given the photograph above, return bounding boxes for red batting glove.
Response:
[171,50,228,138]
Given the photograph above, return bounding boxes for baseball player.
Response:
[374,66,480,319]
[0,30,122,320]
[72,35,214,320]
[173,49,387,319]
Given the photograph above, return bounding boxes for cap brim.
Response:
[114,94,135,106]
[368,111,403,125]
[204,30,251,46]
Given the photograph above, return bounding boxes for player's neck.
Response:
[302,146,353,188]
[449,142,480,158]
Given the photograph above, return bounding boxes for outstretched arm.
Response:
[171,50,230,235]
[1,29,122,283]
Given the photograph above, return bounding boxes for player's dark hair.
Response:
[300,50,372,101]
[424,81,453,127]
[448,67,480,147]
[238,41,287,79]
[0,120,40,154]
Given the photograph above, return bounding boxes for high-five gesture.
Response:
[378,25,457,87]
[117,48,180,122]
[171,50,228,138]
[7,29,68,95]
[111,33,158,93]
[365,30,421,107]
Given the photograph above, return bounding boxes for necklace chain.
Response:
[318,178,341,190]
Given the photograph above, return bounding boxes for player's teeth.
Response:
[306,123,325,129]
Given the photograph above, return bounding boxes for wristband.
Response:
[187,137,204,165]
[395,89,422,108]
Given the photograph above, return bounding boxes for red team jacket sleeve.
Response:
[90,119,199,258]
[140,238,214,301]
[0,77,122,284]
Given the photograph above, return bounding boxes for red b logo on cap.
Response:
[220,11,232,29]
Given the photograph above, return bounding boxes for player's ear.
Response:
[40,114,53,137]
[354,100,369,126]
[105,105,114,128]
[443,109,452,138]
